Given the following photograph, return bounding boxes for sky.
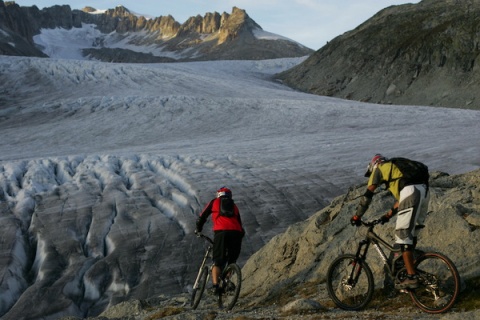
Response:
[12,0,421,49]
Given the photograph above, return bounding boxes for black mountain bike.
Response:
[191,233,242,310]
[326,219,460,314]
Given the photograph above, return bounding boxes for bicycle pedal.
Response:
[208,286,223,296]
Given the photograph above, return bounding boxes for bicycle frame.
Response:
[192,235,213,290]
[191,233,242,311]
[355,223,402,277]
[327,219,460,313]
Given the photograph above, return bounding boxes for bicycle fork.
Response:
[346,240,370,287]
[193,248,212,289]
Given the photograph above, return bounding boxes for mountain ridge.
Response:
[0,1,313,61]
[277,0,480,109]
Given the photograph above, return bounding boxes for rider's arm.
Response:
[379,200,399,224]
[355,184,377,218]
[235,205,246,236]
[386,201,399,218]
[196,199,214,232]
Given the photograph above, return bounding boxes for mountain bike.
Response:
[326,219,460,314]
[191,233,242,310]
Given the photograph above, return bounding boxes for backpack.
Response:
[219,197,235,217]
[387,157,430,190]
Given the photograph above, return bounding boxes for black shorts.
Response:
[213,230,243,267]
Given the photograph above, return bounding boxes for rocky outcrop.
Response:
[0,1,79,41]
[0,1,313,61]
[277,0,480,109]
[0,26,47,57]
[241,169,480,304]
[217,7,261,44]
[82,48,177,63]
[0,1,78,56]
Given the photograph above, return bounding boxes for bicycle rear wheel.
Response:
[410,252,460,313]
[218,263,242,310]
[326,254,374,311]
[191,266,209,309]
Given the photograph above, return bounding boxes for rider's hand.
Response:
[350,215,361,227]
[379,215,390,225]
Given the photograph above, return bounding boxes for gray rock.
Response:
[281,298,326,314]
[99,300,145,319]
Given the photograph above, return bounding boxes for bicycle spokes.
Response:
[191,266,209,309]
[409,253,460,313]
[416,270,451,304]
[218,264,242,310]
[327,254,374,311]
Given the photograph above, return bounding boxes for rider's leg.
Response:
[395,184,424,265]
[397,244,419,289]
[394,185,428,289]
[212,231,227,294]
[402,246,416,275]
[395,202,417,277]
[226,231,243,265]
[212,265,221,285]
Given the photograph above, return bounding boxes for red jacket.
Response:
[197,197,243,232]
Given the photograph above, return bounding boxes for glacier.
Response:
[0,54,479,318]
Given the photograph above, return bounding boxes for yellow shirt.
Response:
[368,162,403,200]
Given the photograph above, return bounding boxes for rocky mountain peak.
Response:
[107,5,131,17]
[81,6,97,13]
[217,6,261,44]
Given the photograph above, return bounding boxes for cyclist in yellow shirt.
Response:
[351,154,430,289]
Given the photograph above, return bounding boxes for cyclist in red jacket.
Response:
[195,187,244,295]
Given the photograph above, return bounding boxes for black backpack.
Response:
[386,157,430,190]
[219,197,235,217]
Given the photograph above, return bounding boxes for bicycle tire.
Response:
[218,263,242,310]
[326,254,375,311]
[409,252,460,313]
[191,266,209,309]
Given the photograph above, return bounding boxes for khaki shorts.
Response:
[395,184,429,245]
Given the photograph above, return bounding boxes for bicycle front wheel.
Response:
[191,266,209,309]
[410,252,460,313]
[326,254,374,311]
[218,263,242,310]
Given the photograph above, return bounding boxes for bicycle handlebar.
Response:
[195,232,214,244]
[361,219,383,227]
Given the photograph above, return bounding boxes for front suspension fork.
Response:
[347,240,370,286]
